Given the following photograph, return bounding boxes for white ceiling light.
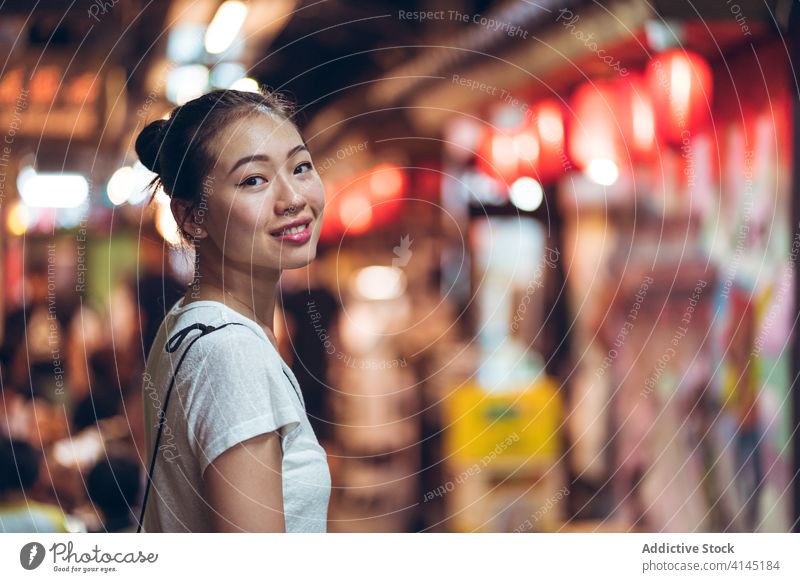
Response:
[211,62,247,89]
[18,167,89,208]
[585,158,619,186]
[107,162,160,206]
[509,177,543,211]
[167,23,206,63]
[155,192,181,246]
[166,65,209,105]
[351,266,407,301]
[229,77,260,93]
[16,165,36,193]
[128,161,158,205]
[107,166,134,205]
[205,1,248,55]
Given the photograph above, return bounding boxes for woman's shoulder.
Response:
[176,318,270,363]
[165,326,284,404]
[149,300,274,369]
[165,299,266,346]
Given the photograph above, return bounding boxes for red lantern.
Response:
[512,128,539,176]
[567,80,624,173]
[475,102,530,184]
[476,128,520,184]
[412,161,442,200]
[618,74,656,162]
[335,179,373,235]
[369,164,406,200]
[367,164,404,227]
[444,116,484,164]
[528,99,566,183]
[646,49,713,145]
[321,165,407,238]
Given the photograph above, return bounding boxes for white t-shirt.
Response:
[140,296,331,532]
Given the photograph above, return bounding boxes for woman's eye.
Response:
[295,161,313,174]
[240,175,267,187]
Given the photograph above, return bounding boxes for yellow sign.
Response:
[443,377,563,466]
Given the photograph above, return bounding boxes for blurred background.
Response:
[0,0,798,533]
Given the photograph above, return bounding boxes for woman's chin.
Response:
[276,246,317,269]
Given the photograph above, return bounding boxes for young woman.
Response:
[135,89,330,532]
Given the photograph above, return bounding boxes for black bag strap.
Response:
[137,322,246,533]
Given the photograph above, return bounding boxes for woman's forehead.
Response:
[215,114,300,158]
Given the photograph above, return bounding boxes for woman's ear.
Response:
[170,198,207,240]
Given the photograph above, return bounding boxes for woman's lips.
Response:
[271,220,312,244]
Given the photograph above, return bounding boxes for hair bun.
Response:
[135,119,168,174]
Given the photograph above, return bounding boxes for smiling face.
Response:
[190,112,325,273]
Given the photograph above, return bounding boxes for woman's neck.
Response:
[185,283,280,348]
[184,242,284,345]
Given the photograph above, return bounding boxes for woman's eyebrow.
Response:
[227,143,309,176]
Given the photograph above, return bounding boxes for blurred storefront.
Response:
[429,3,797,532]
[0,0,797,533]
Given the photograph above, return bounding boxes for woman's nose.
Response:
[272,173,306,216]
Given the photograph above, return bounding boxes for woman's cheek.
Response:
[236,201,269,231]
[309,178,326,211]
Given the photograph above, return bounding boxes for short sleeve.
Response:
[179,326,303,477]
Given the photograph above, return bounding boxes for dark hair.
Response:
[0,437,41,494]
[134,88,297,244]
